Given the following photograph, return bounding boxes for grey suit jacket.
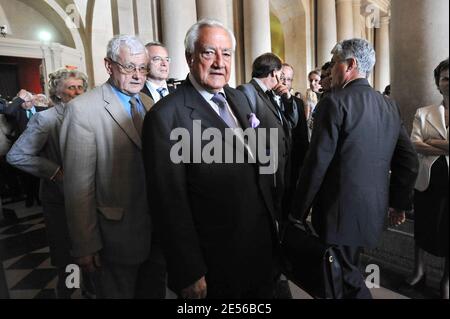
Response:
[6,103,65,204]
[60,82,154,264]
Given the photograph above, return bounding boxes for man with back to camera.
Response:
[290,38,419,299]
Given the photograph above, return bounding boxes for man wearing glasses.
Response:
[60,35,165,298]
[142,42,176,103]
[0,89,44,207]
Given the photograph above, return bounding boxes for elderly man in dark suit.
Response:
[142,19,279,299]
[60,35,165,299]
[290,38,419,299]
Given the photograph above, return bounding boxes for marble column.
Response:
[196,0,228,23]
[317,0,337,67]
[243,0,271,81]
[352,0,362,38]
[336,0,353,41]
[134,0,159,44]
[160,0,197,80]
[196,0,236,86]
[374,16,390,92]
[111,0,135,35]
[390,0,449,132]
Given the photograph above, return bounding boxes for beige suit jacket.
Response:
[411,104,449,191]
[60,82,154,264]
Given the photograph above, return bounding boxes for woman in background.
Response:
[408,58,449,299]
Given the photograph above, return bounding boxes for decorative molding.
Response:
[361,0,390,15]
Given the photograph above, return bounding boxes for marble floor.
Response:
[0,200,437,300]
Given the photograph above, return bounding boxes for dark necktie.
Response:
[266,90,284,124]
[26,109,34,119]
[156,87,167,99]
[211,93,237,128]
[129,96,143,135]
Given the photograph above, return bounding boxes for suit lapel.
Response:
[139,92,154,112]
[184,79,229,132]
[224,85,251,130]
[102,83,142,149]
[141,84,155,101]
[426,105,447,139]
[250,79,282,123]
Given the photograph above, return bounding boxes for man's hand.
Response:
[388,208,406,227]
[76,253,101,273]
[273,83,291,100]
[53,168,64,183]
[181,276,207,299]
[17,89,29,100]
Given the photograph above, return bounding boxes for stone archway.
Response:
[270,0,311,93]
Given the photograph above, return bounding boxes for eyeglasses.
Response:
[280,75,293,82]
[109,59,149,75]
[151,56,171,64]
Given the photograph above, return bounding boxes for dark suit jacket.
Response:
[292,78,419,248]
[237,80,297,217]
[284,96,309,217]
[141,82,176,102]
[142,78,278,295]
[0,97,46,138]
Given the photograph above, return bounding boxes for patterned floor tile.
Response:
[7,253,51,270]
[34,288,56,299]
[11,268,57,290]
[0,224,35,235]
[37,257,54,269]
[4,269,33,289]
[2,255,24,269]
[8,289,40,299]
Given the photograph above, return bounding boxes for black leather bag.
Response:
[280,221,343,299]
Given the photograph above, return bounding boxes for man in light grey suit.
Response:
[6,68,88,298]
[59,35,165,298]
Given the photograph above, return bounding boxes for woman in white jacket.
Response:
[407,58,449,299]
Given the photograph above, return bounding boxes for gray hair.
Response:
[107,35,147,61]
[145,41,166,49]
[184,19,236,55]
[331,38,376,77]
[34,94,49,107]
[48,68,88,103]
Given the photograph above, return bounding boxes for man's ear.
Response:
[347,58,358,72]
[186,52,193,67]
[104,58,113,75]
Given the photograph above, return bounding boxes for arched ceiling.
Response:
[16,0,76,47]
[270,0,305,23]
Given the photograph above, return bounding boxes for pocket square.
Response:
[247,113,260,128]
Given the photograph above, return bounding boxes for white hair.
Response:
[331,38,376,77]
[184,19,236,55]
[107,35,147,61]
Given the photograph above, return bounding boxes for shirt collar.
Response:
[253,78,270,93]
[110,84,141,104]
[188,73,226,102]
[146,80,168,91]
